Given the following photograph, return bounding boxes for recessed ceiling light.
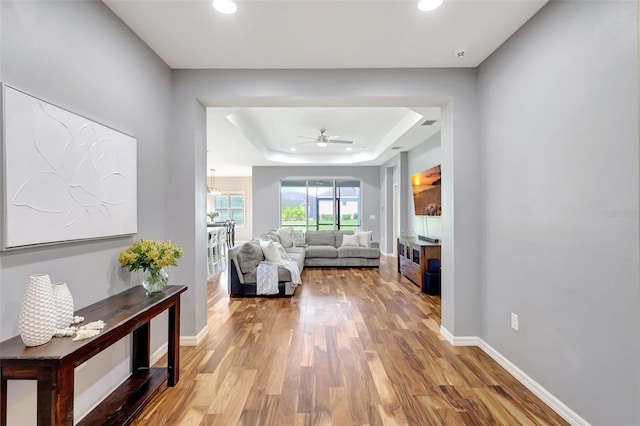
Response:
[418,0,443,12]
[346,147,353,151]
[290,147,296,151]
[212,0,237,14]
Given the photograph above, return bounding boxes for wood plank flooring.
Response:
[132,256,568,426]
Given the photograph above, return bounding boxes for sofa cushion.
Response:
[277,227,294,248]
[285,246,305,255]
[305,245,338,258]
[337,246,380,259]
[335,230,354,247]
[243,251,305,283]
[244,267,291,283]
[237,242,264,273]
[340,234,360,247]
[306,230,335,246]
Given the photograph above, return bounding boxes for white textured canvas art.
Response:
[2,85,137,249]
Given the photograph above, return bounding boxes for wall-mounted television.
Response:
[411,165,441,216]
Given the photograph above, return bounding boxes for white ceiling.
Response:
[104,0,547,69]
[104,0,548,175]
[207,105,441,176]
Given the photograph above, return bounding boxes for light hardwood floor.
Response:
[132,256,568,426]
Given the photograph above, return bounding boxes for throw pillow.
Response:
[277,227,294,248]
[341,234,360,247]
[262,230,280,243]
[292,229,306,247]
[355,230,372,247]
[276,242,290,260]
[237,242,264,273]
[259,238,282,262]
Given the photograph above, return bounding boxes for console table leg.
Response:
[38,366,73,426]
[167,300,180,386]
[1,371,7,426]
[132,323,150,372]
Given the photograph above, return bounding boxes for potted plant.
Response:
[119,239,185,293]
[207,211,219,223]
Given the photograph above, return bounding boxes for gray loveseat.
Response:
[228,229,380,297]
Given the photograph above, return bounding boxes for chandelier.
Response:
[207,169,221,195]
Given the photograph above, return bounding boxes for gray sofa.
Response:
[228,229,380,297]
[303,230,380,267]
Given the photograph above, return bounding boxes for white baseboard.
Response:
[150,342,168,365]
[439,325,590,426]
[180,324,209,346]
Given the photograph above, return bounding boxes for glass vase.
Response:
[142,268,169,294]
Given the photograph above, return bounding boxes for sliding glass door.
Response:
[280,180,307,230]
[336,180,360,231]
[280,179,361,232]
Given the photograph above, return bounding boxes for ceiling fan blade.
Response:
[298,135,318,140]
[327,134,341,140]
[328,139,353,144]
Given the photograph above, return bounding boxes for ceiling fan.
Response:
[297,129,354,148]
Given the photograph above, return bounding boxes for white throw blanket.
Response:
[256,260,301,295]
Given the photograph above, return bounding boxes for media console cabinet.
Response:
[0,284,187,426]
[398,238,441,292]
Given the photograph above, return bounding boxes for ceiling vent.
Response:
[391,147,401,150]
[421,119,437,126]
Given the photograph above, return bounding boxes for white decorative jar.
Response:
[18,274,56,347]
[52,282,74,329]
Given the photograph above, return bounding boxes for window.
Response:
[280,179,361,231]
[214,192,245,226]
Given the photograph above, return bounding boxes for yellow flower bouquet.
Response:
[119,239,185,293]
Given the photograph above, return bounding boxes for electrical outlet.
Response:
[511,312,519,331]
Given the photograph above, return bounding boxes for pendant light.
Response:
[208,169,221,195]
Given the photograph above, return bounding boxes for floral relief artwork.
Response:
[2,85,137,249]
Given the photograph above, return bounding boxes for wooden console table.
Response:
[398,238,441,292]
[0,285,187,426]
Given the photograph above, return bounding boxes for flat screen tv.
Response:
[411,165,441,216]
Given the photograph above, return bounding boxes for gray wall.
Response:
[478,1,639,424]
[252,166,380,237]
[0,1,172,423]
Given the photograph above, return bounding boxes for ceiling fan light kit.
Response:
[418,0,443,12]
[212,0,237,14]
[297,128,354,149]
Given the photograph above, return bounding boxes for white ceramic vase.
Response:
[53,282,74,329]
[18,274,56,347]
